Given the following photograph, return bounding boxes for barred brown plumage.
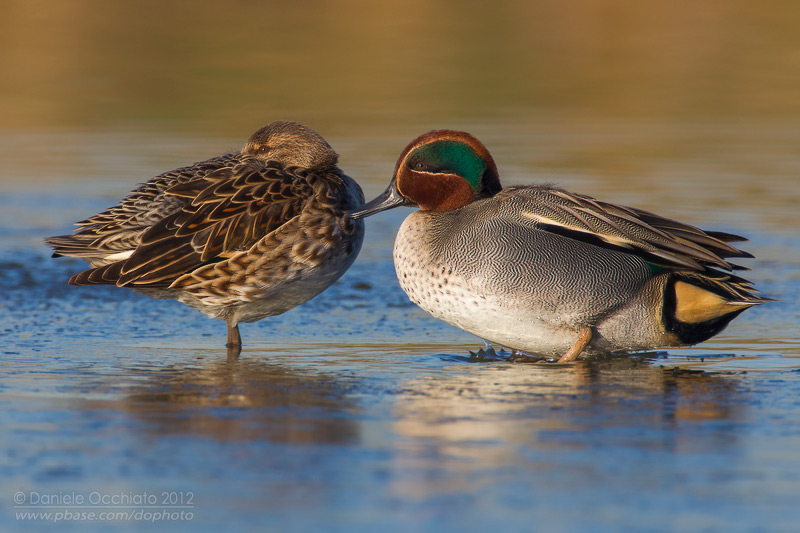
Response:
[46,121,365,358]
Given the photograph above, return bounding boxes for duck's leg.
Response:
[227,343,241,362]
[226,322,242,361]
[558,326,593,363]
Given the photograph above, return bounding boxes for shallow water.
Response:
[3,2,800,532]
[3,127,799,533]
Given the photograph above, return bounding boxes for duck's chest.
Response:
[392,213,479,318]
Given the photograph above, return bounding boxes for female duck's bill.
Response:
[350,129,767,362]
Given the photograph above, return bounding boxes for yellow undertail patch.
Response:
[673,281,754,324]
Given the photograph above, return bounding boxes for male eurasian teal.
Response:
[350,130,766,362]
[47,121,365,358]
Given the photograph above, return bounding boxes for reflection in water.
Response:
[2,0,799,529]
[385,355,742,498]
[6,341,791,530]
[573,356,739,423]
[62,348,742,458]
[117,357,362,445]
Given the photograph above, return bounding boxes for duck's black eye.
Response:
[257,145,270,154]
[414,161,426,170]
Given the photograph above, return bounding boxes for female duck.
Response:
[350,130,766,362]
[47,121,365,357]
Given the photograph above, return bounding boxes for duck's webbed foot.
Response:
[507,350,550,363]
[469,340,504,361]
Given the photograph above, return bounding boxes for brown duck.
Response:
[47,121,365,358]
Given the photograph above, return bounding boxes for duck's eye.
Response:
[414,161,426,170]
[257,145,270,154]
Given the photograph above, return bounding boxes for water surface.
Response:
[2,1,800,531]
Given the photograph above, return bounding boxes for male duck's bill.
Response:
[350,178,412,219]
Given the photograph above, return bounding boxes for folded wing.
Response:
[50,158,311,288]
[503,185,753,272]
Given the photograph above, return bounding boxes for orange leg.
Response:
[558,326,593,363]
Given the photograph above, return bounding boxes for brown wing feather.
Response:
[45,154,241,261]
[77,154,239,234]
[114,160,310,287]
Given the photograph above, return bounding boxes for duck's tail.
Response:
[663,270,770,345]
[44,234,136,285]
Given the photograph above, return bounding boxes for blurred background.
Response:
[2,1,800,532]
[4,0,800,126]
[1,0,799,229]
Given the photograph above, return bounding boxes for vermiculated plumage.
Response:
[350,129,768,361]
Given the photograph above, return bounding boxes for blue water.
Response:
[1,173,799,532]
[3,0,800,528]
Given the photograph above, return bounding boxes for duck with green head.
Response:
[350,130,767,362]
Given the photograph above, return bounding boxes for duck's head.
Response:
[350,130,501,219]
[243,120,338,170]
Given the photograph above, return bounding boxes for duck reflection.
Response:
[120,356,361,445]
[387,353,742,489]
[572,355,740,423]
